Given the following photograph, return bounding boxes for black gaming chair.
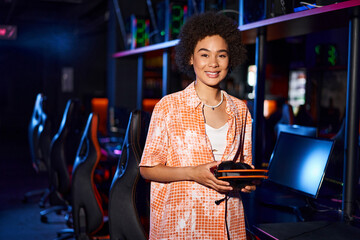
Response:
[40,99,84,223]
[71,113,110,240]
[108,110,150,240]
[24,93,52,207]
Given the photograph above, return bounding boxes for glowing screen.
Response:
[268,132,334,198]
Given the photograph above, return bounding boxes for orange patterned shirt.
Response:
[140,82,252,240]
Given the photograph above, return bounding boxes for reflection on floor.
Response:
[0,131,73,240]
[1,130,359,240]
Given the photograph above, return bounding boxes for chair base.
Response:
[55,228,75,240]
[55,228,110,240]
[40,205,71,224]
[22,187,50,208]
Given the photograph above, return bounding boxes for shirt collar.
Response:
[182,81,237,117]
[182,82,201,112]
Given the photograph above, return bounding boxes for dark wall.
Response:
[0,1,108,138]
[0,0,349,139]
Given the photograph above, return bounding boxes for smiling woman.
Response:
[139,12,253,240]
[175,12,247,80]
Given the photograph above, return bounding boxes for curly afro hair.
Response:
[175,11,247,79]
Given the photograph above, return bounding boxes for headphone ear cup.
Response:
[217,161,235,171]
[215,161,254,189]
[216,161,251,173]
[233,162,252,170]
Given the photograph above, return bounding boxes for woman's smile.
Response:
[205,71,221,78]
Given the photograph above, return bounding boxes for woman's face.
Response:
[190,35,229,88]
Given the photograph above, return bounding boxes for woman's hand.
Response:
[140,161,233,193]
[241,184,256,193]
[239,164,260,193]
[240,179,260,193]
[190,161,233,193]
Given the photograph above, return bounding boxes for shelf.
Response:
[112,39,179,58]
[112,1,360,57]
[240,0,360,44]
[144,71,162,78]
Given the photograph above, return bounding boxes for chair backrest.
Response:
[49,99,84,205]
[275,123,317,138]
[108,110,150,240]
[91,98,108,137]
[28,93,51,173]
[38,99,52,174]
[72,113,105,238]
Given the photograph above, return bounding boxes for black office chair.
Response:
[108,110,150,240]
[40,99,85,223]
[24,93,52,207]
[70,113,110,240]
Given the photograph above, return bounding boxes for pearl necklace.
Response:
[203,92,224,110]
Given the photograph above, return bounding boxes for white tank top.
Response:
[205,122,229,161]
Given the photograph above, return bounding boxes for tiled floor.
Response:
[0,131,73,240]
[1,129,359,240]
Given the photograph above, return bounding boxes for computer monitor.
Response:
[276,123,317,138]
[288,69,306,115]
[267,132,334,198]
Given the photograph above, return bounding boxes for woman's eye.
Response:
[219,54,228,58]
[201,54,208,57]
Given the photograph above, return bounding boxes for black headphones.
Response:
[214,160,268,189]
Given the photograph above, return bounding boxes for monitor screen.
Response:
[288,69,306,115]
[267,132,334,198]
[276,123,317,138]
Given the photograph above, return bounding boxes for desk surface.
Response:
[254,221,360,240]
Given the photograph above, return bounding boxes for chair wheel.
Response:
[65,216,73,228]
[40,215,48,223]
[38,201,45,208]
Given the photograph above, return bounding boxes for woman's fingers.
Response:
[192,162,233,193]
[190,161,260,194]
[241,184,256,193]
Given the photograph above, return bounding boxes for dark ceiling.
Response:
[0,0,108,26]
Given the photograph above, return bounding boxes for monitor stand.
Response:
[257,181,311,222]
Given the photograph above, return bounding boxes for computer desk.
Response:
[253,221,360,240]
